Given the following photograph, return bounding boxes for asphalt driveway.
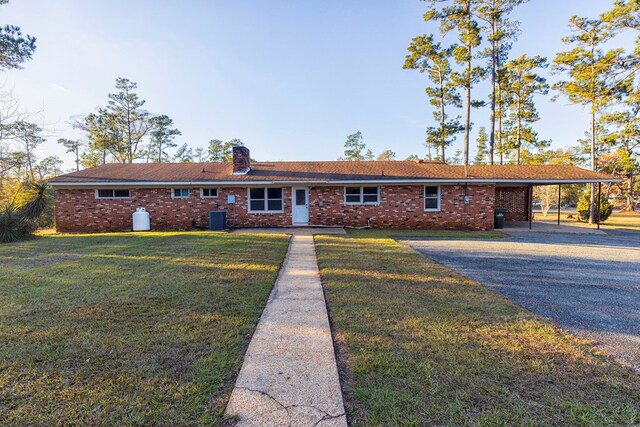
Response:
[402,230,640,371]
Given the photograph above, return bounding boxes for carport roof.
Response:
[49,161,619,186]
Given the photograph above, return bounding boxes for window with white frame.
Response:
[345,186,379,205]
[201,188,218,198]
[173,188,190,198]
[249,188,283,212]
[424,186,441,211]
[96,189,130,199]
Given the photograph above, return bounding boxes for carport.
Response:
[494,177,620,231]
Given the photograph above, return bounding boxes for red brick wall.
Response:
[54,187,293,232]
[309,185,494,230]
[495,186,529,221]
[55,184,495,232]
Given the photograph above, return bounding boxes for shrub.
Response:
[0,182,53,243]
[0,207,31,243]
[16,181,54,225]
[577,191,613,222]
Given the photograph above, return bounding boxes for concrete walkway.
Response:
[225,232,347,426]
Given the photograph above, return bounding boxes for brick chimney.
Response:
[232,146,251,175]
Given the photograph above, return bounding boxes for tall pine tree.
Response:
[553,16,631,222]
[425,0,484,165]
[404,34,463,161]
[502,54,549,164]
[147,115,180,163]
[474,126,489,164]
[475,0,527,164]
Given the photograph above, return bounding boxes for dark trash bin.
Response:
[494,209,507,229]
[209,211,227,230]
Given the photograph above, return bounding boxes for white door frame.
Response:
[292,187,309,225]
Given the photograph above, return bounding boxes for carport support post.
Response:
[557,184,561,225]
[597,181,602,230]
[528,184,533,230]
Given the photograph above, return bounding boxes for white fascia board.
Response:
[329,178,621,184]
[49,180,279,187]
[48,177,621,188]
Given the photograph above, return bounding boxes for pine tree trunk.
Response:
[516,97,521,165]
[628,171,635,211]
[589,106,596,224]
[440,76,446,162]
[463,2,472,166]
[488,19,497,167]
[464,65,471,166]
[496,83,502,166]
[516,119,521,165]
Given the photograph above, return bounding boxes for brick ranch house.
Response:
[49,146,614,232]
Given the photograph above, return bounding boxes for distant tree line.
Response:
[338,131,398,161]
[0,0,59,240]
[63,77,248,167]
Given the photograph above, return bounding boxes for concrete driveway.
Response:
[402,230,640,371]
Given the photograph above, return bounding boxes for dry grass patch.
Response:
[346,228,505,239]
[316,235,640,426]
[0,231,289,425]
[536,211,640,232]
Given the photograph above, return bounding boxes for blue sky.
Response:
[2,0,626,169]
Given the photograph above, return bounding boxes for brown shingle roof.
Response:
[49,161,616,185]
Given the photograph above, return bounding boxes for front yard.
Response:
[0,231,289,425]
[316,232,640,426]
[536,211,640,232]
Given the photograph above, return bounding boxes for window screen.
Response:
[249,188,283,212]
[345,187,361,204]
[202,188,218,198]
[424,186,440,210]
[173,188,189,198]
[345,186,379,204]
[96,189,130,199]
[362,187,378,203]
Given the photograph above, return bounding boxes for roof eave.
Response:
[48,177,621,188]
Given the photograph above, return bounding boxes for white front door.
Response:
[292,187,309,225]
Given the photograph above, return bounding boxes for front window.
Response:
[249,188,283,212]
[424,186,440,211]
[345,186,379,205]
[96,189,130,199]
[173,188,190,198]
[201,188,218,198]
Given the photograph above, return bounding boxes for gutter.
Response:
[48,178,622,188]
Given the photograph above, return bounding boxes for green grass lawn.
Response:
[536,211,640,232]
[0,231,289,426]
[316,234,640,426]
[346,229,505,239]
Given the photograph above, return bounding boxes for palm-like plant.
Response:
[0,181,53,243]
[0,207,30,243]
[17,181,53,223]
